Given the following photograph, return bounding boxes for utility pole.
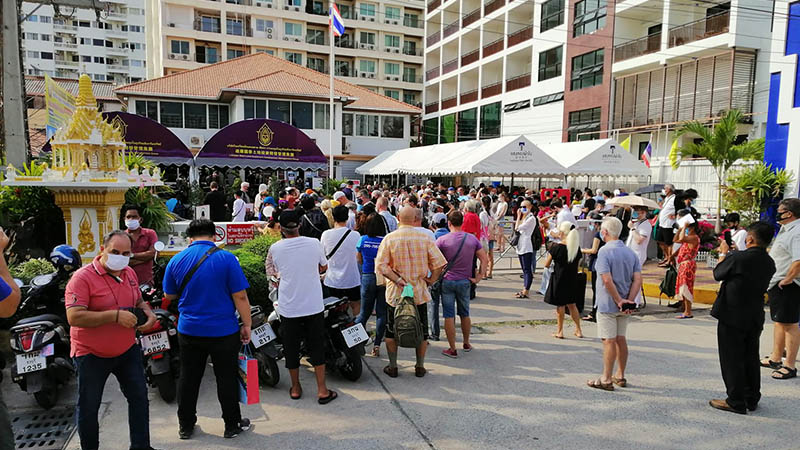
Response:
[1,0,100,168]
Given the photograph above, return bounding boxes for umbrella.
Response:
[608,195,660,209]
[634,184,665,195]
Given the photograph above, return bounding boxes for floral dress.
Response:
[675,239,699,302]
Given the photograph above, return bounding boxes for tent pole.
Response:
[510,173,515,191]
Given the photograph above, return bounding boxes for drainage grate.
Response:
[11,408,76,450]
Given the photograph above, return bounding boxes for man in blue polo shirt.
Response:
[163,219,253,440]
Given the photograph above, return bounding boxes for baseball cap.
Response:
[279,209,302,228]
[432,212,447,228]
[333,191,346,201]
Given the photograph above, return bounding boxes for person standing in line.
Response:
[461,199,482,240]
[375,207,447,378]
[709,222,776,414]
[762,198,800,380]
[162,220,253,440]
[626,205,652,305]
[587,217,642,391]
[437,211,488,358]
[581,222,605,322]
[203,181,229,222]
[0,228,22,450]
[321,205,362,316]
[542,222,584,339]
[514,200,539,299]
[265,210,337,404]
[65,231,159,450]
[432,212,450,240]
[657,184,677,267]
[240,182,251,204]
[377,197,398,233]
[480,196,496,279]
[299,194,330,240]
[253,184,268,212]
[672,210,700,319]
[123,205,158,285]
[356,214,388,357]
[231,191,246,222]
[428,212,450,340]
[494,192,509,252]
[724,213,748,251]
[320,199,335,228]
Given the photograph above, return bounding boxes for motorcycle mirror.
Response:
[13,278,23,288]
[154,241,166,252]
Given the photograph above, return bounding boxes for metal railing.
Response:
[425,101,439,113]
[614,32,661,62]
[441,95,457,109]
[444,20,459,38]
[428,0,441,11]
[668,11,730,48]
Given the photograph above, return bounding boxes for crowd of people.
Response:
[1,177,799,450]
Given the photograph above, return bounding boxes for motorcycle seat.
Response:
[323,297,343,307]
[14,313,65,326]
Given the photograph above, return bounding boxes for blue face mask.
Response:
[521,208,528,214]
[588,224,596,231]
[685,229,690,236]
[632,212,639,219]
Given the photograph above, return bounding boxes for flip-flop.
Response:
[587,379,614,391]
[289,387,302,400]
[514,292,529,299]
[318,390,338,405]
[676,314,693,319]
[551,333,564,339]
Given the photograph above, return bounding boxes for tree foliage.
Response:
[724,163,794,226]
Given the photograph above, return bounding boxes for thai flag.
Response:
[329,4,345,37]
[642,141,652,168]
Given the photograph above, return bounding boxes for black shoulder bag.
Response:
[431,233,468,298]
[322,229,352,298]
[168,246,221,314]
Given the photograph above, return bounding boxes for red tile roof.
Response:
[115,53,420,114]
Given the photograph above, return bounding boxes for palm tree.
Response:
[672,109,764,232]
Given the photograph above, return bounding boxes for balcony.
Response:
[442,57,458,75]
[505,73,531,92]
[403,17,423,28]
[481,81,502,98]
[460,89,478,104]
[442,95,457,109]
[461,49,479,66]
[194,20,221,34]
[482,37,504,57]
[484,0,505,16]
[108,47,130,56]
[226,28,253,37]
[507,26,532,47]
[426,66,440,81]
[462,7,481,27]
[335,39,357,49]
[54,59,79,68]
[106,11,127,20]
[107,64,129,72]
[54,41,78,50]
[425,101,439,113]
[403,74,423,83]
[668,11,729,48]
[427,31,441,46]
[403,46,422,56]
[444,20,459,38]
[427,0,441,12]
[106,28,128,38]
[614,32,661,62]
[53,24,78,33]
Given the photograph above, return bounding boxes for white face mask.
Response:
[105,253,130,272]
[125,219,140,230]
[661,189,667,196]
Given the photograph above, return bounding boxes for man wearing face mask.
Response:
[123,205,159,285]
[657,184,677,267]
[65,231,159,450]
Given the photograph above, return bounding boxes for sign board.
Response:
[286,171,297,181]
[312,177,323,190]
[227,223,254,245]
[195,205,210,220]
[214,225,226,242]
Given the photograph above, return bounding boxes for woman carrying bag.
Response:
[514,200,539,299]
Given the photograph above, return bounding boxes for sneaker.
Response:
[429,335,440,342]
[178,424,194,440]
[462,343,473,352]
[224,418,251,439]
[442,348,458,358]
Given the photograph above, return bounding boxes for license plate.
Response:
[251,323,276,348]
[141,331,170,356]
[16,343,53,374]
[341,323,369,348]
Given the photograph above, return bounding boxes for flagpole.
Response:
[328,13,335,181]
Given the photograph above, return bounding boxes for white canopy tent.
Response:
[534,138,650,178]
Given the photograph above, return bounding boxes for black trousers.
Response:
[177,332,242,429]
[717,321,761,411]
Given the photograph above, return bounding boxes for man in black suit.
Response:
[203,181,229,222]
[709,221,776,414]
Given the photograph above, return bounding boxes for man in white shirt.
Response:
[377,197,398,233]
[231,191,246,222]
[265,210,337,404]
[724,213,748,251]
[626,206,652,267]
[657,184,677,266]
[321,205,362,315]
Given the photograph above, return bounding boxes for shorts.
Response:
[597,313,629,339]
[326,285,361,303]
[657,226,674,245]
[280,312,325,369]
[768,283,800,324]
[441,279,471,318]
[488,240,496,251]
[385,303,429,340]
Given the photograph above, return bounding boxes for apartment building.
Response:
[19,1,148,84]
[145,0,425,106]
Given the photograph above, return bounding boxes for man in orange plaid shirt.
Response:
[376,206,447,378]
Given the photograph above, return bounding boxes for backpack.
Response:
[659,264,678,301]
[394,285,424,348]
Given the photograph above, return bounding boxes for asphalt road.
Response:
[3,270,799,450]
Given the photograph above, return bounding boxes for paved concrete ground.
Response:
[3,269,799,450]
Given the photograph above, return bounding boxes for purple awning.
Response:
[195,119,327,170]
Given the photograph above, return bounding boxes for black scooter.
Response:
[241,304,282,387]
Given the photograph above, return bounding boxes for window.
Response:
[244,99,267,119]
[457,108,478,141]
[479,102,501,139]
[269,100,290,122]
[356,114,379,136]
[538,45,562,81]
[78,20,90,27]
[360,3,375,16]
[129,25,142,32]
[208,104,229,128]
[256,19,274,32]
[403,13,419,28]
[93,56,105,63]
[287,0,301,5]
[307,57,325,73]
[81,55,91,62]
[39,15,51,23]
[337,4,353,18]
[360,32,375,45]
[573,0,607,37]
[307,29,325,45]
[360,60,375,73]
[184,103,207,129]
[226,18,243,36]
[385,35,400,48]
[135,100,158,121]
[25,51,38,58]
[28,15,38,22]
[403,67,417,82]
[227,49,245,59]
[385,62,399,75]
[284,51,302,65]
[403,41,417,55]
[40,52,53,60]
[385,6,401,19]
[93,38,105,46]
[285,22,302,36]
[384,89,399,99]
[567,107,601,141]
[200,16,221,33]
[196,46,219,63]
[571,49,604,90]
[533,91,564,106]
[171,40,190,54]
[403,92,417,105]
[40,34,51,41]
[291,102,313,129]
[256,48,275,55]
[423,118,438,145]
[160,102,183,127]
[314,103,332,129]
[343,113,353,135]
[94,74,105,81]
[381,116,403,137]
[312,1,325,14]
[24,33,38,40]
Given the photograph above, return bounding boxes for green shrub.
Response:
[10,258,56,283]
[239,233,281,261]
[231,249,270,307]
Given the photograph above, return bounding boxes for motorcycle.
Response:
[241,304,282,387]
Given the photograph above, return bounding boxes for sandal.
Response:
[772,366,797,380]
[551,333,564,339]
[574,331,584,339]
[318,390,338,405]
[611,376,627,387]
[515,292,529,299]
[587,379,614,391]
[760,357,782,370]
[289,386,302,400]
[676,314,693,319]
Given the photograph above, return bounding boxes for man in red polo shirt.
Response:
[65,230,159,450]
[123,204,159,285]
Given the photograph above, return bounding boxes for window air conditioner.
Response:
[294,6,299,11]
[284,5,289,9]
[359,43,366,48]
[393,76,399,81]
[294,38,300,42]
[392,20,398,25]
[393,48,399,53]
[189,135,205,146]
[267,33,273,38]
[368,44,374,50]
[369,17,374,21]
[386,75,391,80]
[256,2,262,6]
[267,27,273,33]
[182,54,189,60]
[361,16,366,20]
[385,19,390,23]
[169,23,175,27]
[284,37,290,40]
[368,73,374,78]
[361,73,366,77]
[267,3,272,7]
[385,47,391,52]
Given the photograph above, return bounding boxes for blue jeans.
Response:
[518,252,537,291]
[74,344,150,450]
[356,273,387,347]
[441,279,471,318]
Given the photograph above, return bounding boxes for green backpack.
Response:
[394,284,424,348]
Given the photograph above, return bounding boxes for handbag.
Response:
[509,231,521,247]
[659,264,678,303]
[238,345,259,405]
